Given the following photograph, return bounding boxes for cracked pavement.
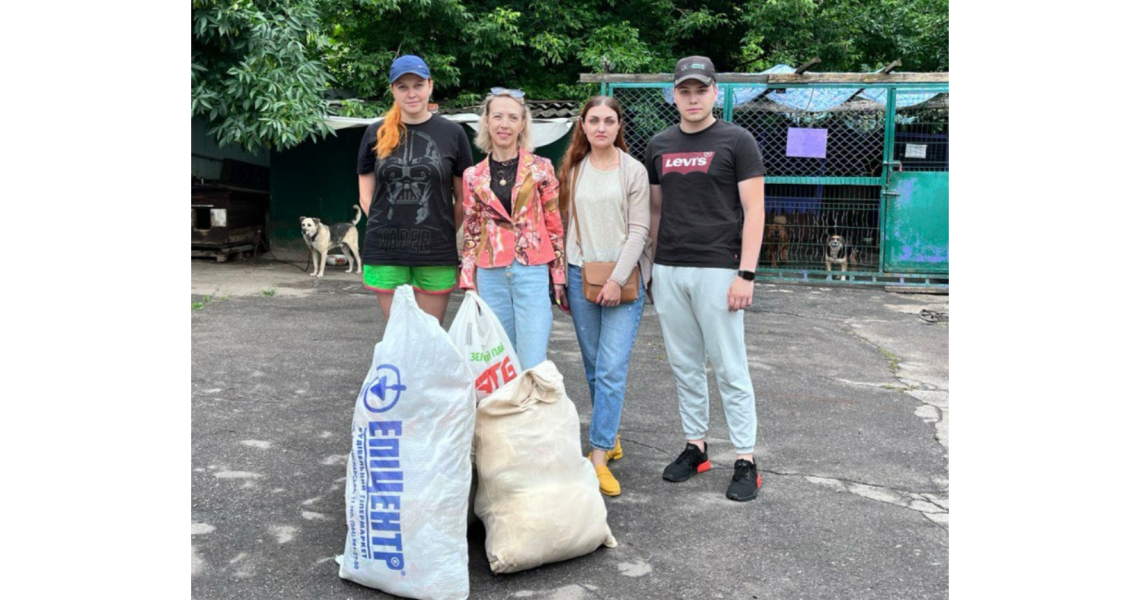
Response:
[192,257,949,599]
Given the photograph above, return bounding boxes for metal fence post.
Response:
[723,85,735,123]
[879,86,899,275]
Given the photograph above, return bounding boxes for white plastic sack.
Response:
[448,291,521,401]
[339,286,476,600]
[448,291,517,529]
[474,361,617,574]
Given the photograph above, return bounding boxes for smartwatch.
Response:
[737,270,755,281]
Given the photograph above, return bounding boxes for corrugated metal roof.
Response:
[529,101,580,118]
[437,100,580,118]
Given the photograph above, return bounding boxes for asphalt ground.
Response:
[191,255,949,600]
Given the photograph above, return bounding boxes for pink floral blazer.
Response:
[460,149,565,289]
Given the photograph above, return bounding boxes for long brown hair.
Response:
[557,96,629,213]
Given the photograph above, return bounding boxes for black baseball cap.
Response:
[674,56,716,86]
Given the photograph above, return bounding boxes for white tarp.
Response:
[324,116,383,131]
[323,114,574,148]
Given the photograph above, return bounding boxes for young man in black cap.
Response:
[644,55,765,501]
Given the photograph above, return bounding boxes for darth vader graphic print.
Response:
[379,129,442,224]
[357,115,474,265]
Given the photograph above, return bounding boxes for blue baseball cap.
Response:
[389,55,431,83]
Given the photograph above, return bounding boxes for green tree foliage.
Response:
[192,0,948,151]
[192,0,333,153]
[737,0,949,72]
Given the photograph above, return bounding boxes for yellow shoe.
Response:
[605,436,623,463]
[586,436,625,464]
[595,464,621,496]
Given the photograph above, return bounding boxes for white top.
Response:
[566,158,626,267]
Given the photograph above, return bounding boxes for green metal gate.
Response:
[595,73,949,287]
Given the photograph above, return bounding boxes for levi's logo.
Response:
[662,152,716,175]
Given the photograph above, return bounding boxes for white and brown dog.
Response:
[300,206,362,277]
[824,234,857,280]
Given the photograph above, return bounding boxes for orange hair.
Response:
[374,103,405,159]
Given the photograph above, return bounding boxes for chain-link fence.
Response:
[762,183,882,271]
[733,89,886,179]
[895,95,949,172]
[613,86,722,163]
[605,80,949,285]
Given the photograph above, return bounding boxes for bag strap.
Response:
[569,162,589,262]
[618,151,628,212]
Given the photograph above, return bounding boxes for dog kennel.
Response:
[590,68,949,288]
[191,182,268,262]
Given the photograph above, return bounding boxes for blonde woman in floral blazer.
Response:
[460,88,566,371]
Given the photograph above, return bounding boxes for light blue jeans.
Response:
[476,260,553,372]
[566,264,645,451]
[653,265,757,455]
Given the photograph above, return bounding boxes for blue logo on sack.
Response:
[364,365,405,413]
[366,421,405,571]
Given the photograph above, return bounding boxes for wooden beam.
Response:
[794,58,822,74]
[846,60,907,104]
[581,72,948,85]
[581,73,776,84]
[767,72,948,84]
[579,73,673,84]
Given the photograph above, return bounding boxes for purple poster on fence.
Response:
[786,128,828,158]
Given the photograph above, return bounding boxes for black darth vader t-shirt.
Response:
[356,115,474,265]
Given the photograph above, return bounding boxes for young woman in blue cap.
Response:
[356,55,474,323]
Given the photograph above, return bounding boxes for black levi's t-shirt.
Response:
[645,119,765,268]
[356,115,474,265]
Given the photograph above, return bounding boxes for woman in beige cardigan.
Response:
[556,96,652,497]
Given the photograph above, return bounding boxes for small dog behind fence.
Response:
[824,234,857,280]
[763,214,790,267]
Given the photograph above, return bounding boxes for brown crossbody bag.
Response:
[568,157,640,304]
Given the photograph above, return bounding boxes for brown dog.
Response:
[824,234,857,280]
[763,214,790,267]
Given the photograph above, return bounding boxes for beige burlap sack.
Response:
[473,361,618,574]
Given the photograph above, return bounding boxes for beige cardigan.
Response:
[566,150,653,287]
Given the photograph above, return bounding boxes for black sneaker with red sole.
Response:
[662,442,712,482]
[726,458,761,501]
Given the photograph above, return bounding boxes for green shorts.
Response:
[362,264,459,294]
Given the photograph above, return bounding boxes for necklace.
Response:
[589,151,620,170]
[492,156,518,187]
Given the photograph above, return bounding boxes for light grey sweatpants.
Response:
[653,265,757,455]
